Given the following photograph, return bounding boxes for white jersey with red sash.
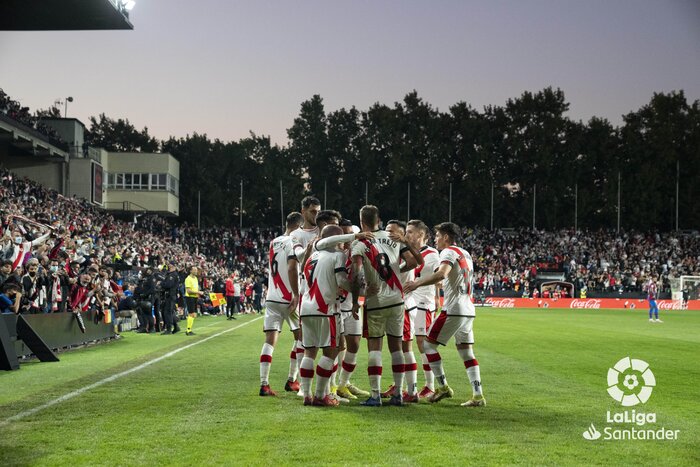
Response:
[300,249,348,317]
[290,226,320,298]
[439,245,475,317]
[411,246,439,310]
[351,230,408,311]
[266,235,294,304]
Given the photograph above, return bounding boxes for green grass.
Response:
[1,309,699,466]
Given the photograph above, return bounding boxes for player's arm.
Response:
[405,263,452,294]
[315,232,374,252]
[287,255,300,310]
[399,242,422,272]
[350,255,364,310]
[336,269,351,294]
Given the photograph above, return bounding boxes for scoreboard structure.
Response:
[0,0,134,31]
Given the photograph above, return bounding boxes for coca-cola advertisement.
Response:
[482,297,700,310]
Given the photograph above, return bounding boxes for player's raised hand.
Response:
[354,231,375,241]
[387,231,406,243]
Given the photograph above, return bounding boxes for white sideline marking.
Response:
[0,317,262,426]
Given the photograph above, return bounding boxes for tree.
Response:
[86,113,160,152]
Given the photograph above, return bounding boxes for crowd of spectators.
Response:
[464,227,700,297]
[0,168,267,330]
[0,88,65,146]
[2,166,699,324]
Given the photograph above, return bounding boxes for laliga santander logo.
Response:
[607,357,655,406]
[570,299,602,309]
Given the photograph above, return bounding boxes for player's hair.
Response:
[316,210,342,227]
[359,205,380,228]
[386,219,406,232]
[339,218,353,227]
[408,219,430,237]
[301,196,321,209]
[286,211,303,228]
[321,225,343,239]
[434,222,461,244]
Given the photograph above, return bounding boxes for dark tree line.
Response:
[86,88,700,230]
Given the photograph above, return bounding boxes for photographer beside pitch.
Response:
[405,222,485,407]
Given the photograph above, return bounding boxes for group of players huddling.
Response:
[258,196,485,408]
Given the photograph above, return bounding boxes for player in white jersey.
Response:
[405,222,485,407]
[259,212,303,396]
[318,220,372,401]
[379,220,420,402]
[287,196,321,393]
[298,225,351,407]
[350,205,423,407]
[406,219,440,399]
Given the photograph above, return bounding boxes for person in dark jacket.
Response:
[134,267,156,333]
[160,262,181,334]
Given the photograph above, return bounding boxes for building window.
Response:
[107,172,174,193]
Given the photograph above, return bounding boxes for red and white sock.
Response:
[300,356,315,398]
[368,351,383,398]
[259,343,274,385]
[421,352,435,390]
[329,356,339,389]
[404,351,418,396]
[391,351,405,397]
[458,347,482,396]
[295,340,305,371]
[424,341,447,387]
[338,351,357,387]
[287,341,299,381]
[315,356,335,399]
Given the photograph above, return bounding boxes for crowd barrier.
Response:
[1,312,116,370]
[482,297,700,310]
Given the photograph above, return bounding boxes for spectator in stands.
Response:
[0,280,22,314]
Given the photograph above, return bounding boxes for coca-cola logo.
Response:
[570,299,602,309]
[487,298,515,308]
[657,301,684,310]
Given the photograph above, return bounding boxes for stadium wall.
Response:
[484,297,700,310]
[2,157,65,194]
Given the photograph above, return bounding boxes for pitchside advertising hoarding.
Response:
[483,297,700,310]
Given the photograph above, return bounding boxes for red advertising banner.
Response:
[92,162,103,205]
[483,297,700,310]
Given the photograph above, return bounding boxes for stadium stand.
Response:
[0,88,67,149]
[2,164,698,323]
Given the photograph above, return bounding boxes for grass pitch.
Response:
[1,308,699,466]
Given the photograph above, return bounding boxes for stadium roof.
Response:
[0,0,134,31]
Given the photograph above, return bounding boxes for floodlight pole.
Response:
[574,183,578,232]
[280,180,284,231]
[448,183,452,223]
[532,184,536,230]
[365,181,368,205]
[617,171,621,233]
[64,96,73,118]
[239,180,243,230]
[490,183,494,230]
[407,182,411,221]
[675,160,679,231]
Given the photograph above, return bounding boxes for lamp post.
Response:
[64,97,73,117]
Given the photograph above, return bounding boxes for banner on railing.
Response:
[483,297,700,310]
